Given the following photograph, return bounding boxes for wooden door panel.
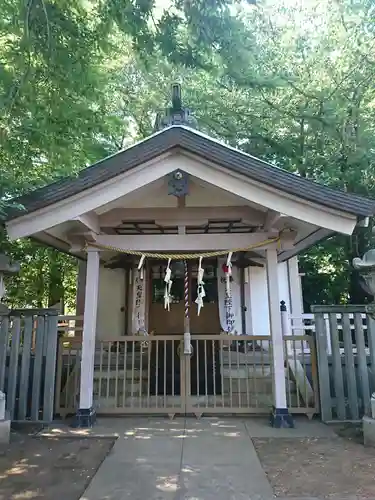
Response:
[149,303,184,334]
[190,303,220,334]
[149,270,185,334]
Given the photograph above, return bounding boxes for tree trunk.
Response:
[48,251,64,309]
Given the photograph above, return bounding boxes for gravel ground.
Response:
[253,436,375,499]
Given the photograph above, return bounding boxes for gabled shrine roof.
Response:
[6,125,375,220]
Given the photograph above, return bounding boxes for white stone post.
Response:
[75,249,100,427]
[266,248,294,428]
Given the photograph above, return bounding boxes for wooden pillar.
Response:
[73,250,100,427]
[75,260,86,336]
[124,268,130,335]
[75,260,87,318]
[244,267,252,335]
[127,267,133,335]
[266,248,294,428]
[240,267,246,335]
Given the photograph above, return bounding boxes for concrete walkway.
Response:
[65,417,336,500]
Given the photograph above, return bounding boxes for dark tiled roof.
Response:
[7,126,375,219]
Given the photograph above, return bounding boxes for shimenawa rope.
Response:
[84,235,280,260]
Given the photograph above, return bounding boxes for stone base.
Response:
[71,407,96,428]
[270,407,294,428]
[0,418,11,444]
[363,416,375,446]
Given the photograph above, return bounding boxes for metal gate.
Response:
[56,333,318,418]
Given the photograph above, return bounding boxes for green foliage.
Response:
[0,230,77,310]
[2,0,375,309]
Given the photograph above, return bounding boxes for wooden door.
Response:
[148,263,185,397]
[148,261,221,335]
[148,261,221,399]
[189,261,221,395]
[149,264,185,335]
[190,262,220,334]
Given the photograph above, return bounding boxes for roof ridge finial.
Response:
[171,83,182,111]
[153,84,198,132]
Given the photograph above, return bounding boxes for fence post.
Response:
[324,315,332,356]
[328,312,346,420]
[354,313,371,417]
[43,311,59,422]
[54,338,63,417]
[31,314,45,420]
[312,308,332,421]
[18,315,33,420]
[7,316,21,420]
[0,313,9,392]
[283,300,315,411]
[366,312,375,398]
[342,313,359,420]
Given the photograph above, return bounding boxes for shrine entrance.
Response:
[148,259,221,335]
[148,260,221,399]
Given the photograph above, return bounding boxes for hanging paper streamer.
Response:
[131,268,147,334]
[194,257,205,315]
[164,259,173,311]
[138,254,145,280]
[217,257,242,335]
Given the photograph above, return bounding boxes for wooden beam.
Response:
[263,210,286,231]
[278,228,333,262]
[87,232,279,252]
[34,231,73,253]
[247,260,264,268]
[244,253,265,265]
[98,206,265,227]
[155,219,207,227]
[65,232,88,253]
[73,212,100,234]
[279,230,298,250]
[177,196,186,208]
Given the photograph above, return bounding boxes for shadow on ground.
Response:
[0,425,115,500]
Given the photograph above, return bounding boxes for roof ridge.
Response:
[5,125,375,220]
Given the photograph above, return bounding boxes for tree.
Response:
[2,0,375,308]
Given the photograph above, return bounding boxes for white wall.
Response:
[92,260,302,339]
[248,266,270,336]
[287,257,304,317]
[96,267,126,339]
[278,261,291,312]
[117,176,249,209]
[248,262,292,336]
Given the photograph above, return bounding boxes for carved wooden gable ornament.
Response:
[167,169,189,198]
